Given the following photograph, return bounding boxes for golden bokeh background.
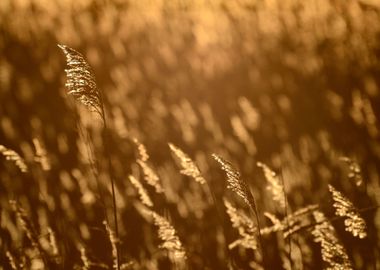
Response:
[1,0,380,269]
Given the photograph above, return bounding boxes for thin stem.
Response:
[246,188,265,265]
[280,171,292,269]
[101,112,120,270]
[204,180,236,267]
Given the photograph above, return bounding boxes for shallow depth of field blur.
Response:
[1,0,380,269]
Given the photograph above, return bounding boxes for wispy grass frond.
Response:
[224,199,258,250]
[6,251,18,270]
[328,185,367,238]
[137,160,164,193]
[132,138,149,162]
[9,200,40,249]
[47,227,59,257]
[149,211,186,260]
[79,246,90,270]
[58,44,103,117]
[212,154,254,209]
[0,145,28,173]
[257,162,285,208]
[104,221,120,270]
[312,210,353,270]
[128,175,153,207]
[169,143,206,185]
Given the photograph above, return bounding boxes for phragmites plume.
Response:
[169,143,206,185]
[212,154,255,209]
[0,145,28,172]
[312,210,353,270]
[104,221,119,270]
[328,185,367,238]
[133,138,149,162]
[149,211,186,260]
[339,157,363,186]
[137,160,163,193]
[128,175,153,207]
[257,162,285,208]
[58,44,103,117]
[224,199,258,250]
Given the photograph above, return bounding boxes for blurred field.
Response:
[1,0,380,269]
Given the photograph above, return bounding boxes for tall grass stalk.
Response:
[58,44,120,270]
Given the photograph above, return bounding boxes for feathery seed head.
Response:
[137,160,164,193]
[0,145,28,173]
[212,154,255,209]
[224,199,258,250]
[132,138,149,162]
[169,143,206,185]
[328,185,367,238]
[58,44,103,117]
[312,210,353,270]
[257,162,285,209]
[128,175,153,207]
[149,211,186,260]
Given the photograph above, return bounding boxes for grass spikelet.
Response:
[58,44,103,117]
[168,143,206,185]
[9,200,40,250]
[212,154,254,209]
[9,200,48,267]
[133,138,149,162]
[312,210,353,270]
[137,160,163,193]
[224,199,258,250]
[149,210,186,260]
[339,157,363,186]
[104,221,120,270]
[33,138,51,171]
[128,175,153,207]
[79,246,90,270]
[6,251,18,270]
[47,227,59,256]
[79,245,109,270]
[328,185,367,238]
[257,162,285,208]
[0,145,28,173]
